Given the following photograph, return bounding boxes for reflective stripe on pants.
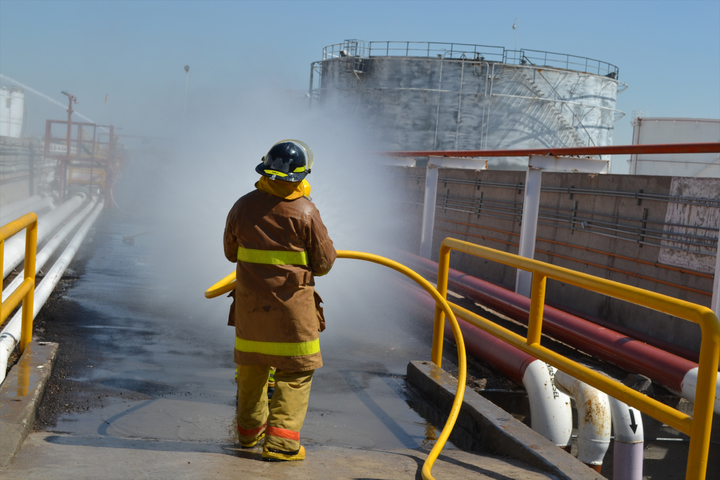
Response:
[236,365,270,445]
[236,364,314,452]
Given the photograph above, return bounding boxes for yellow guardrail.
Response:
[433,237,719,480]
[0,213,38,354]
[205,250,467,480]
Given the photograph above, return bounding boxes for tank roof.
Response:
[322,40,619,79]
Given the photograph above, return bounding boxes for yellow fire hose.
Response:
[205,250,467,480]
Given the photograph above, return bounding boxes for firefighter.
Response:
[223,139,336,462]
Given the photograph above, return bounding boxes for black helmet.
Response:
[255,140,314,182]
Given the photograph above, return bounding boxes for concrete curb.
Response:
[407,360,603,480]
[0,341,59,467]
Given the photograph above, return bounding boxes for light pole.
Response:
[513,17,519,52]
[60,91,76,201]
[183,65,190,114]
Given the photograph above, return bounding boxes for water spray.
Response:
[0,74,97,124]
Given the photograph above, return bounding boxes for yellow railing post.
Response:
[527,273,546,346]
[686,308,720,480]
[432,244,451,367]
[19,220,37,353]
[0,213,38,355]
[0,238,4,301]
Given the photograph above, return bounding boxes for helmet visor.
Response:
[289,139,314,171]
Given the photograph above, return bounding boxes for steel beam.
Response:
[712,248,720,319]
[420,156,487,259]
[420,163,438,259]
[516,155,608,297]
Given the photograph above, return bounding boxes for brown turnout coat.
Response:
[224,188,336,371]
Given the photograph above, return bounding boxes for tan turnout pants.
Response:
[236,364,314,452]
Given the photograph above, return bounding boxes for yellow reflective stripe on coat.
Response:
[235,337,320,356]
[237,246,308,265]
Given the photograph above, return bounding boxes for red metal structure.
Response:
[43,92,120,206]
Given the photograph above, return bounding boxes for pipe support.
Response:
[608,396,644,480]
[554,370,611,467]
[522,360,573,448]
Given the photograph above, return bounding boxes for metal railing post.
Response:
[308,62,316,108]
[420,162,439,259]
[0,213,38,355]
[0,238,4,301]
[527,273,546,345]
[712,243,720,318]
[686,309,720,479]
[19,220,37,353]
[432,244,451,367]
[516,164,542,297]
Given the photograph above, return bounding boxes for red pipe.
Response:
[544,300,700,363]
[385,142,720,158]
[398,252,697,395]
[397,281,535,385]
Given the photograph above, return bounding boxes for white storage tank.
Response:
[0,86,26,138]
[629,117,720,177]
[311,40,624,166]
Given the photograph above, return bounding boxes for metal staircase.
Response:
[517,67,590,146]
[490,66,589,148]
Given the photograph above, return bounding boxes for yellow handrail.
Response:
[0,213,38,354]
[434,237,719,480]
[205,250,467,480]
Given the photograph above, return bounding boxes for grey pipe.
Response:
[0,199,104,385]
[2,193,86,278]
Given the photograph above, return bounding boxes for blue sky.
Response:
[1,0,718,162]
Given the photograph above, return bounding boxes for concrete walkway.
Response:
[4,432,560,480]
